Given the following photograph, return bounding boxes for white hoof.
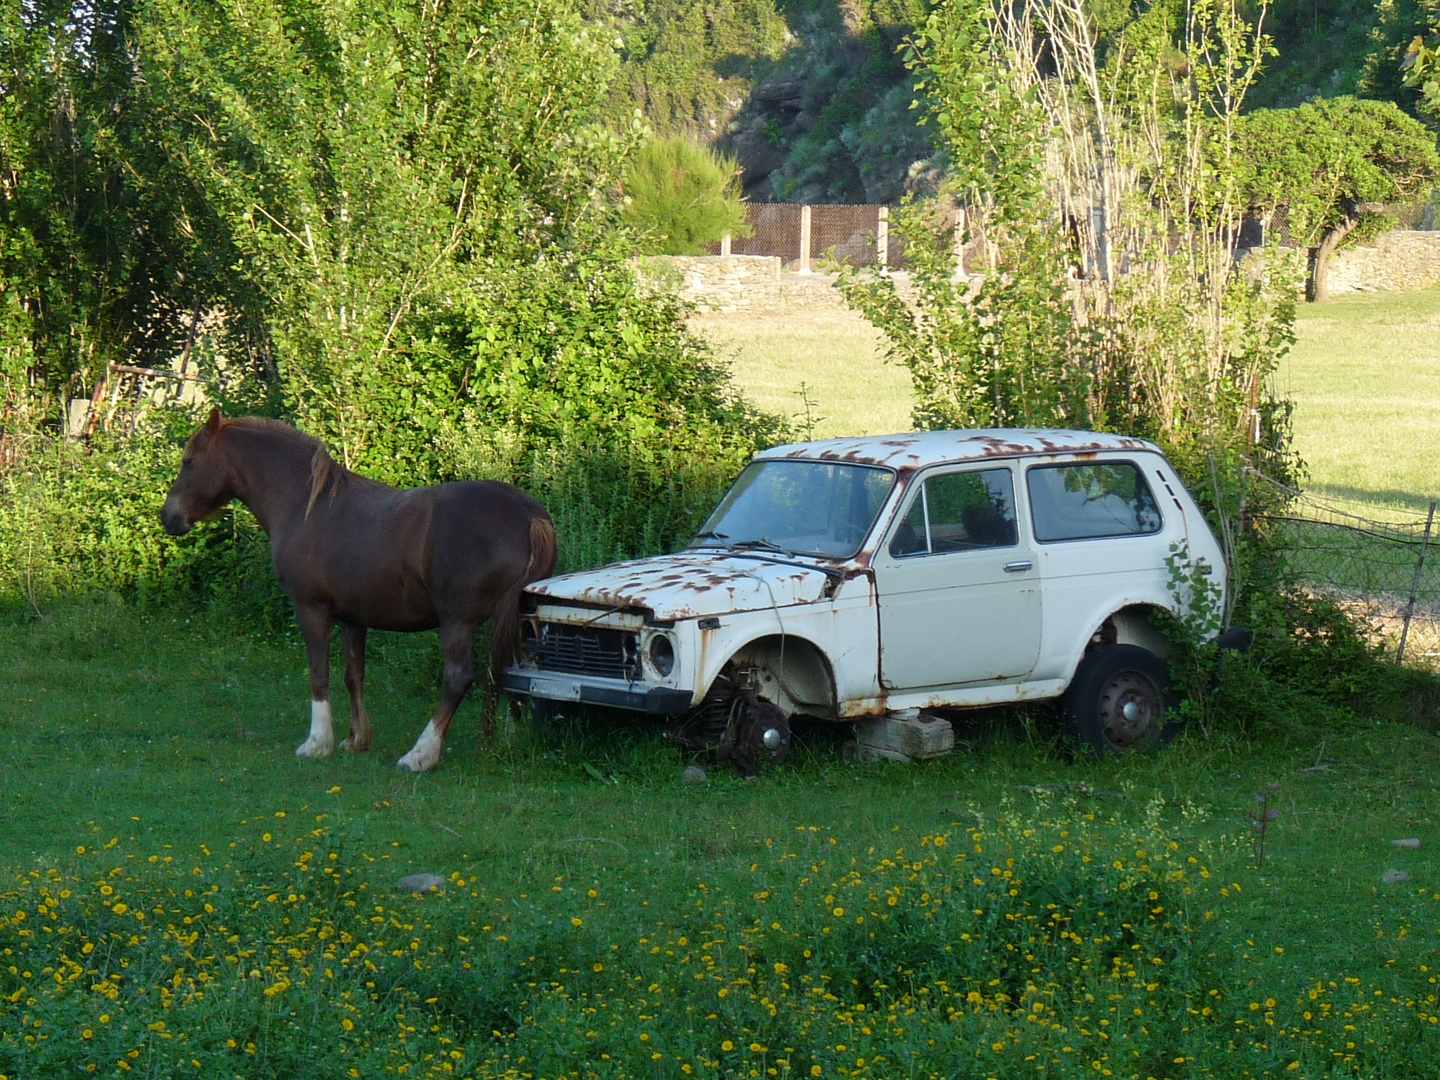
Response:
[296,700,335,758]
[397,720,443,773]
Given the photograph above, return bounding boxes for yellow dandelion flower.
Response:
[722,1040,735,1052]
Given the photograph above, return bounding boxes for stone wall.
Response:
[1326,230,1440,295]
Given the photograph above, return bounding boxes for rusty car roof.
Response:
[756,429,1160,470]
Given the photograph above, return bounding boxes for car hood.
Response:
[526,551,840,621]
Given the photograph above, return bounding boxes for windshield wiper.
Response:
[731,538,791,555]
[691,530,729,545]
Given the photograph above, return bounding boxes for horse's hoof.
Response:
[295,738,334,758]
[396,721,442,772]
[342,738,371,754]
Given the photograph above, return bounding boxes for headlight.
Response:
[647,633,675,677]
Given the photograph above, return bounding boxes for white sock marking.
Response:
[296,699,335,758]
[397,719,443,773]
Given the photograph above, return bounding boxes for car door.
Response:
[871,464,1042,691]
[1025,457,1174,679]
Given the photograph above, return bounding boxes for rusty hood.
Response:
[525,552,838,621]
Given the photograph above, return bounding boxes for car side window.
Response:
[1027,462,1162,543]
[889,468,1018,557]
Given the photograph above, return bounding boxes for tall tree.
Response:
[130,0,635,475]
[0,0,225,419]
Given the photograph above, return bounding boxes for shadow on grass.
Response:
[1304,483,1440,515]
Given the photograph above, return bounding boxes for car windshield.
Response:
[691,459,896,559]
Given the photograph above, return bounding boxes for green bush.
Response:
[621,137,752,255]
[0,412,285,625]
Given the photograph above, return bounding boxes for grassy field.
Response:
[692,308,913,440]
[697,287,1440,510]
[4,289,1440,1079]
[1283,291,1440,511]
[2,598,1440,1078]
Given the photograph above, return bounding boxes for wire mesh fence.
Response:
[1256,495,1440,668]
[725,203,803,262]
[709,204,912,268]
[719,198,1438,269]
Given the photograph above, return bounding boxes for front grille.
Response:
[527,622,641,681]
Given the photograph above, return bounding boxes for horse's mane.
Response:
[220,417,345,520]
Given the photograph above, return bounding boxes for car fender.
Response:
[1056,597,1182,693]
[691,618,839,717]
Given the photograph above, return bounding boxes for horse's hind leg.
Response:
[295,605,336,758]
[340,621,372,753]
[398,620,477,773]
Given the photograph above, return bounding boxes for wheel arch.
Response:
[1064,602,1176,691]
[715,634,838,717]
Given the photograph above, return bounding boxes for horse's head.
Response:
[161,407,233,536]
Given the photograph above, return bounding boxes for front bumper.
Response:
[502,670,694,714]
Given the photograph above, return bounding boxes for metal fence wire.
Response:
[1255,495,1440,668]
[726,203,802,261]
[809,204,883,267]
[718,197,1440,268]
[710,204,910,268]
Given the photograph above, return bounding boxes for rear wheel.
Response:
[1064,645,1178,756]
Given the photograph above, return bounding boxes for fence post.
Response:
[720,234,731,257]
[1397,499,1437,664]
[798,205,812,274]
[877,206,889,269]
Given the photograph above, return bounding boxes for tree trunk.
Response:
[1309,213,1359,302]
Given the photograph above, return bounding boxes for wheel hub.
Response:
[1098,671,1159,751]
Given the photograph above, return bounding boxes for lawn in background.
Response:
[691,307,913,439]
[701,285,1440,510]
[1284,289,1440,512]
[2,598,1439,1077]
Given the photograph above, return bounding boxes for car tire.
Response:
[1064,645,1178,756]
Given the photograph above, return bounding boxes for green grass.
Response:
[1283,290,1440,513]
[704,288,1440,512]
[692,308,914,439]
[3,597,1440,1078]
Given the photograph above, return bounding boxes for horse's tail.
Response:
[490,514,558,683]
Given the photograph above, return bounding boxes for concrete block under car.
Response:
[854,709,955,762]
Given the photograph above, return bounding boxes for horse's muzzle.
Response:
[161,503,192,536]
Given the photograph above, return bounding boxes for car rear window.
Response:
[890,468,1018,556]
[1027,462,1162,542]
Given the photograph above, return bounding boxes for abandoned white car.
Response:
[503,430,1232,768]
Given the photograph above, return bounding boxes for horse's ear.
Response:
[205,406,221,432]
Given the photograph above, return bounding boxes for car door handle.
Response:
[1003,560,1033,573]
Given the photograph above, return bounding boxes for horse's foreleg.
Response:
[295,606,336,759]
[340,621,372,753]
[398,621,476,773]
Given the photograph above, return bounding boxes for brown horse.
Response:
[161,409,556,771]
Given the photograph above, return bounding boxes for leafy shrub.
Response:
[621,137,752,255]
[0,412,285,625]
